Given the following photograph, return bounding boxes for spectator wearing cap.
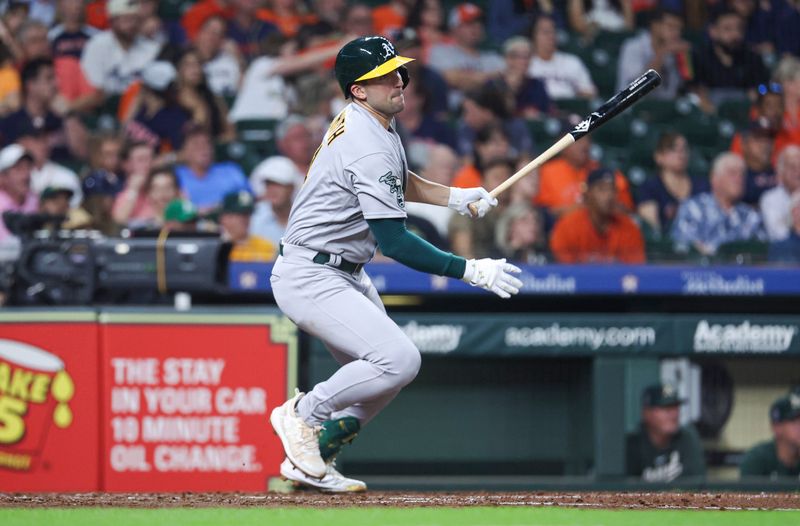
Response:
[249,155,299,246]
[256,0,317,38]
[39,186,91,230]
[225,0,278,61]
[163,198,199,233]
[528,14,596,100]
[455,83,534,162]
[175,125,249,212]
[625,383,706,483]
[730,82,791,164]
[182,0,234,42]
[428,3,504,94]
[740,118,777,205]
[536,128,633,218]
[740,393,800,478]
[637,132,708,239]
[762,146,800,242]
[219,190,276,262]
[123,61,191,152]
[372,0,412,36]
[768,191,800,264]
[17,123,82,208]
[80,0,162,110]
[488,36,551,119]
[0,58,88,163]
[193,15,242,98]
[616,8,689,100]
[174,48,236,143]
[671,152,766,256]
[549,167,644,263]
[688,9,769,113]
[49,0,101,104]
[0,144,37,242]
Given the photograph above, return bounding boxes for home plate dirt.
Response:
[1,492,799,510]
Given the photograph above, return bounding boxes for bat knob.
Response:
[467,201,479,217]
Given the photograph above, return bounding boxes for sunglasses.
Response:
[757,82,782,96]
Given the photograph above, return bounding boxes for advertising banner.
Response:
[230,262,800,296]
[100,310,297,492]
[0,312,100,491]
[312,314,800,358]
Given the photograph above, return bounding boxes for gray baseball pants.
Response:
[270,244,421,426]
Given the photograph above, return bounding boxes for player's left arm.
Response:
[405,170,497,218]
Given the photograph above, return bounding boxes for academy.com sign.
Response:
[505,323,657,350]
[693,320,798,353]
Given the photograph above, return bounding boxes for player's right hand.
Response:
[462,258,523,299]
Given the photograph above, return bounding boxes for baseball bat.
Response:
[468,69,662,216]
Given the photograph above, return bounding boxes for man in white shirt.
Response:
[248,155,300,246]
[428,3,504,93]
[80,0,161,101]
[528,14,596,100]
[761,145,800,241]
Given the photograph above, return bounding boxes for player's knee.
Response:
[390,343,421,387]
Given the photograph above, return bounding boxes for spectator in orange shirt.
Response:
[550,167,645,264]
[372,0,413,36]
[535,130,633,217]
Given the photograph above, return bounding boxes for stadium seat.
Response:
[556,98,591,117]
[235,119,279,158]
[632,99,680,124]
[592,112,632,147]
[717,99,752,128]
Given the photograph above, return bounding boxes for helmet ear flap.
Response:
[399,66,409,90]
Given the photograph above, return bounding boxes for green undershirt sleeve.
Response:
[367,217,466,279]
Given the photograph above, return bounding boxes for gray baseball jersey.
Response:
[282,102,408,263]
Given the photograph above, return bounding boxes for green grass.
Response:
[1,507,799,526]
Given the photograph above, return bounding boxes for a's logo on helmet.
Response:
[380,42,394,60]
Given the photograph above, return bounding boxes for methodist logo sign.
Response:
[0,340,75,471]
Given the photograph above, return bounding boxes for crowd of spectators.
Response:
[1,0,800,266]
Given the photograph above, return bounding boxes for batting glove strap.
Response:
[461,258,524,299]
[448,187,497,218]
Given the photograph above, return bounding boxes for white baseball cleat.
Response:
[280,458,367,493]
[270,390,327,479]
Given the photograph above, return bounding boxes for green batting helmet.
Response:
[335,36,414,99]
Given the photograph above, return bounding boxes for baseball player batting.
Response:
[269,36,522,492]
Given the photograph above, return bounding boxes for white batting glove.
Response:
[461,258,523,298]
[448,187,497,218]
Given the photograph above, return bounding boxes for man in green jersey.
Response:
[626,383,706,482]
[740,393,800,479]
